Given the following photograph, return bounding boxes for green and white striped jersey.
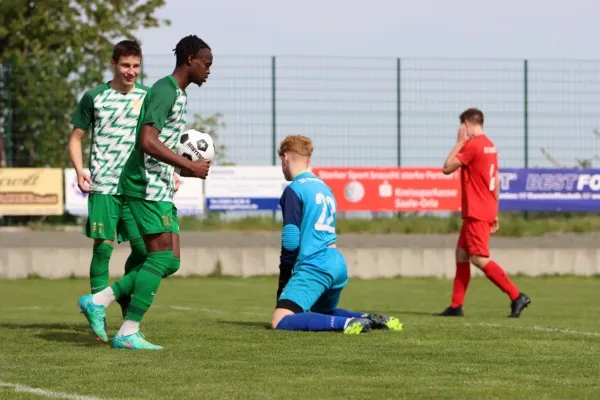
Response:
[70,82,149,195]
[118,75,187,203]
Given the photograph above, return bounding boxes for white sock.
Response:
[118,320,140,337]
[92,287,116,307]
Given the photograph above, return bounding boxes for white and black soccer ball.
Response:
[177,129,215,162]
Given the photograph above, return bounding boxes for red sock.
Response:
[483,260,520,301]
[451,262,471,308]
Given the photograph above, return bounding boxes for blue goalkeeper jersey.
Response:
[278,171,337,270]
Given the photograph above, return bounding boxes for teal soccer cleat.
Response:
[112,332,164,350]
[77,294,108,343]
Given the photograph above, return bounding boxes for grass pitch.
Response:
[1,276,600,399]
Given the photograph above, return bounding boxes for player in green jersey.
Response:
[69,40,149,329]
[77,35,213,350]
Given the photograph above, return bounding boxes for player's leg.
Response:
[276,267,292,303]
[273,251,372,334]
[83,194,121,293]
[91,208,177,315]
[164,207,181,278]
[77,194,120,342]
[114,198,147,318]
[435,221,470,317]
[80,197,148,324]
[112,198,176,350]
[312,249,403,331]
[466,219,531,318]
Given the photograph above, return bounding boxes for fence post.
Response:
[523,59,529,220]
[271,56,277,221]
[395,58,402,219]
[5,63,13,168]
[523,59,529,169]
[396,58,401,167]
[3,62,14,226]
[271,56,277,165]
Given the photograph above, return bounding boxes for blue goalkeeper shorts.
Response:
[278,247,348,313]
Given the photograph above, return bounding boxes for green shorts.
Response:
[124,195,180,237]
[84,194,141,243]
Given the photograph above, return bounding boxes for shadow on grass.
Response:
[386,310,439,317]
[0,322,100,347]
[216,320,271,330]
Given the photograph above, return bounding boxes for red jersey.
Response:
[456,134,498,222]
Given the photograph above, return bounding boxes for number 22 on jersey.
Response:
[314,192,336,233]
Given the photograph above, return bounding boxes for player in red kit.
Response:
[436,108,531,318]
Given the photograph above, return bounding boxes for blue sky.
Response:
[132,0,600,168]
[137,0,599,59]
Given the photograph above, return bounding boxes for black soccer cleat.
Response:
[117,295,132,319]
[508,293,531,318]
[365,313,403,331]
[434,306,464,317]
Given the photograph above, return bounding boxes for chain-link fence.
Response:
[3,56,600,168]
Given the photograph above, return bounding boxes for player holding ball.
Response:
[436,108,531,318]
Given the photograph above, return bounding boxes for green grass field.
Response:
[1,276,600,400]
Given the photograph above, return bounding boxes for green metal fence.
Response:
[3,56,600,169]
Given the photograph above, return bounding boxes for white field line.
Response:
[6,305,599,338]
[0,381,106,400]
[473,322,600,338]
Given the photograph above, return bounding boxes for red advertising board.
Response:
[311,167,461,212]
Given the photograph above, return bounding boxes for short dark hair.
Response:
[112,40,142,63]
[173,35,211,66]
[460,108,484,126]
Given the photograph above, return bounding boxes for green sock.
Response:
[124,238,147,275]
[164,258,180,278]
[111,265,141,299]
[115,238,147,314]
[89,242,113,294]
[125,251,173,323]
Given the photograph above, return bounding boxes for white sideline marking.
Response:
[475,322,600,338]
[0,381,105,400]
[168,306,194,311]
[5,304,600,337]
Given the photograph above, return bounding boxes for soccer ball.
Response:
[177,129,215,162]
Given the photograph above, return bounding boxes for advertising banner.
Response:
[205,166,288,211]
[312,167,461,212]
[499,168,600,212]
[0,168,64,216]
[64,168,205,216]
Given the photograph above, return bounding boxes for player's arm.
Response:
[140,124,194,171]
[442,142,465,175]
[173,171,181,192]
[69,127,87,173]
[277,186,303,300]
[494,171,500,201]
[140,88,208,178]
[69,92,93,192]
[492,170,501,232]
[443,124,472,175]
[443,140,475,175]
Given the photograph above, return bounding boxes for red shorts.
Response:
[457,218,492,257]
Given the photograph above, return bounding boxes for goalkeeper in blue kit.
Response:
[271,134,403,334]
